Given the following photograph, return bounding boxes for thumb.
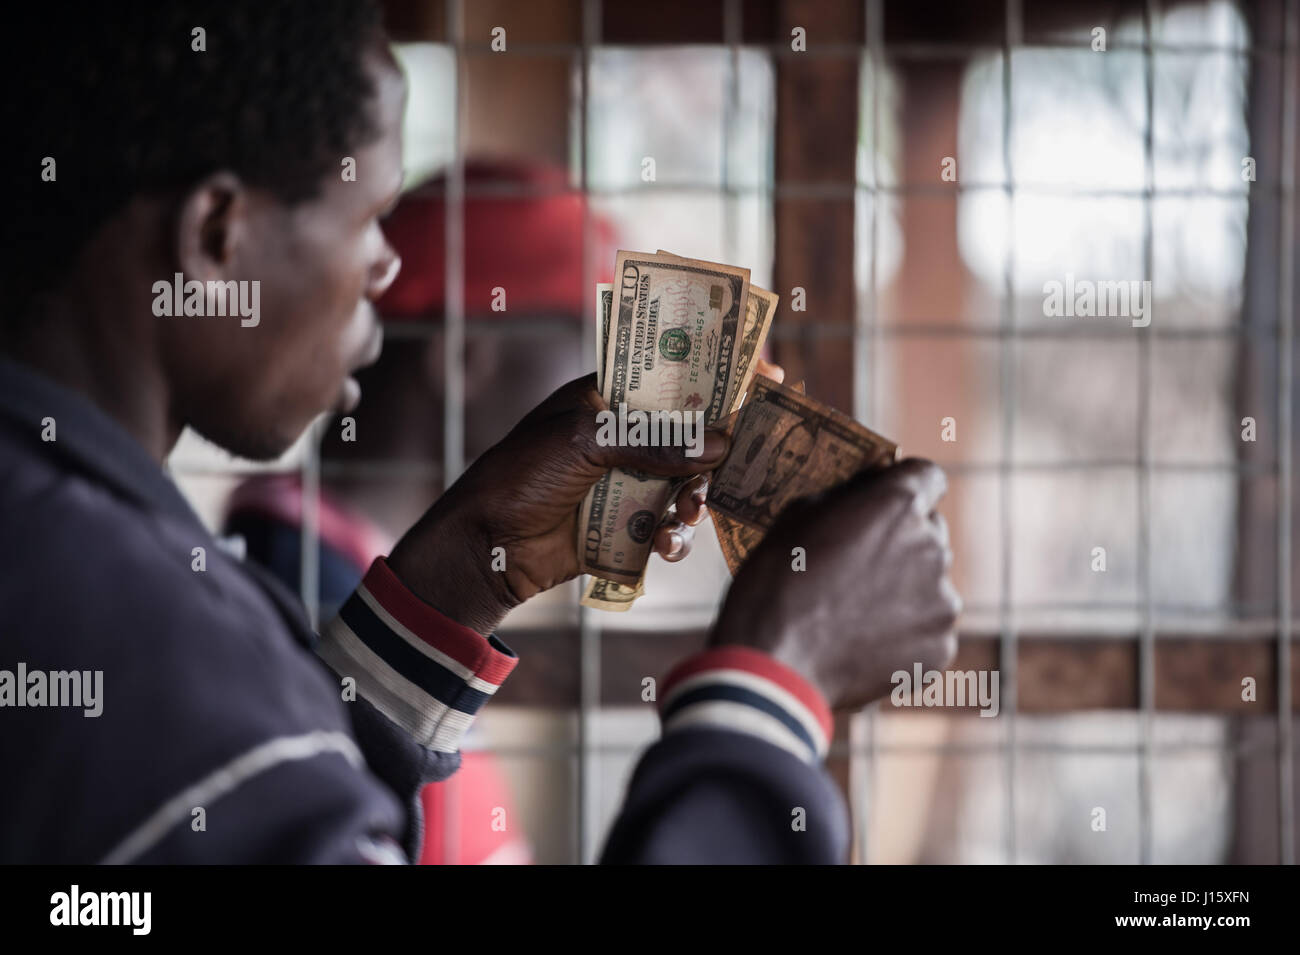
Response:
[593,422,731,477]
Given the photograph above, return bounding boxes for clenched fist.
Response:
[710,458,961,710]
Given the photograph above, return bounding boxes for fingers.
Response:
[558,372,603,408]
[653,520,695,562]
[595,427,730,477]
[652,479,707,562]
[794,456,946,525]
[930,510,951,556]
[886,457,948,513]
[675,476,709,526]
[515,373,602,431]
[754,357,785,385]
[540,379,732,478]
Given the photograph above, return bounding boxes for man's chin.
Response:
[335,375,362,414]
[189,419,306,464]
[190,382,359,463]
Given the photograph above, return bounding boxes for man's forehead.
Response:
[365,53,407,184]
[370,45,408,119]
[327,73,404,203]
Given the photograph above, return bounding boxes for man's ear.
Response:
[176,172,247,281]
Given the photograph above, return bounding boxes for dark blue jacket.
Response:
[0,357,847,863]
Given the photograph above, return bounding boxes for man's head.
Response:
[3,1,405,459]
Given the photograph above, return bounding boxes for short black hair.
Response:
[2,0,387,317]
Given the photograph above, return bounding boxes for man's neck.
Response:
[5,307,180,465]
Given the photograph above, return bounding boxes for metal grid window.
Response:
[167,0,1298,865]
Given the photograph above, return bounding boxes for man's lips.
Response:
[336,323,384,414]
[355,322,385,371]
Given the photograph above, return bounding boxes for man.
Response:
[0,2,958,863]
[218,158,615,864]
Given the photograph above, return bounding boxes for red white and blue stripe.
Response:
[658,646,832,764]
[316,557,517,754]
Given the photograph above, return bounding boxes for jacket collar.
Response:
[0,355,207,531]
[0,355,322,649]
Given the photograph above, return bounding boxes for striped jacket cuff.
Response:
[659,646,833,764]
[315,557,518,755]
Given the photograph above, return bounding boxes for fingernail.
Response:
[700,429,728,462]
[667,531,684,557]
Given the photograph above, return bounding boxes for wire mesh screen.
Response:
[165,0,1298,864]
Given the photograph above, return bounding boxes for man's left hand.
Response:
[387,373,729,635]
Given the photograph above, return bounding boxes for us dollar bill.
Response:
[705,286,777,579]
[706,375,899,532]
[581,285,641,611]
[580,276,677,602]
[580,573,645,612]
[655,250,777,414]
[580,256,781,608]
[729,285,777,410]
[599,250,749,418]
[595,282,612,394]
[578,252,750,585]
[712,512,765,576]
[711,380,802,577]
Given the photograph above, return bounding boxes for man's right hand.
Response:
[709,458,960,711]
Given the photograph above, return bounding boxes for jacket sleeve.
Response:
[311,556,519,856]
[600,646,850,864]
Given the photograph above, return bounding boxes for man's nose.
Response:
[369,243,402,300]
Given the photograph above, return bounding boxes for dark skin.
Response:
[388,372,729,630]
[711,457,959,710]
[9,47,958,712]
[10,57,404,464]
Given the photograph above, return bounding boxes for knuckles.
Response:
[934,631,959,669]
[879,480,931,518]
[565,409,607,467]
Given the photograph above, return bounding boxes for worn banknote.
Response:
[709,380,801,575]
[656,250,777,414]
[580,573,645,612]
[595,282,613,394]
[577,251,750,585]
[711,512,765,576]
[706,375,898,532]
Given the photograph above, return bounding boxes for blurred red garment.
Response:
[421,752,533,865]
[223,475,532,865]
[379,158,619,318]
